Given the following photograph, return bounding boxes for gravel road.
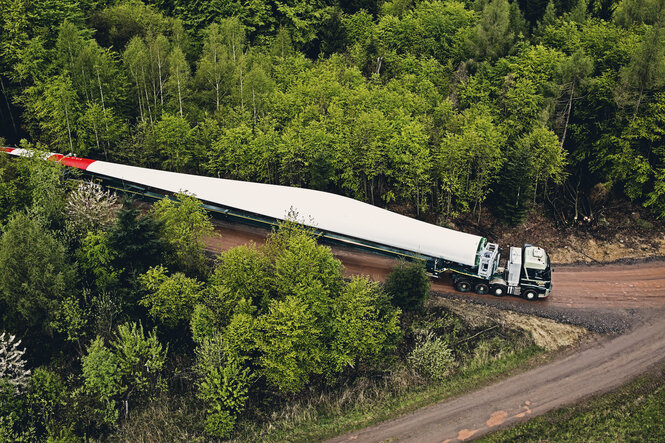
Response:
[206,220,665,333]
[327,312,665,443]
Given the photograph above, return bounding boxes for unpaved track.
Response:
[327,314,665,443]
[207,220,665,310]
[207,220,665,442]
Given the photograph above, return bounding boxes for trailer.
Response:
[1,147,552,300]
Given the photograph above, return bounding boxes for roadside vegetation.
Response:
[482,365,665,442]
[0,155,559,441]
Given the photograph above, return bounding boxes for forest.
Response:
[0,0,664,440]
[0,0,664,225]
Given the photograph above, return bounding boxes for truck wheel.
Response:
[456,280,471,292]
[492,286,506,297]
[524,289,538,301]
[474,283,489,295]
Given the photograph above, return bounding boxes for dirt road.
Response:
[207,220,665,311]
[206,220,665,442]
[327,314,665,443]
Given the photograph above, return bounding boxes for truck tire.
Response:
[456,280,471,292]
[492,286,506,297]
[523,289,538,301]
[474,283,489,294]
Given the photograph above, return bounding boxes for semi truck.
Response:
[1,147,552,300]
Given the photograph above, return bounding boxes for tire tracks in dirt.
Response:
[327,314,665,442]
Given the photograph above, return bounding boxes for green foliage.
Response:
[190,304,220,344]
[330,277,402,373]
[209,244,272,313]
[17,144,68,229]
[494,125,565,224]
[78,231,120,292]
[20,74,80,153]
[81,337,122,424]
[49,296,88,345]
[25,368,68,439]
[408,332,455,381]
[269,224,343,309]
[435,108,505,217]
[0,153,32,224]
[151,192,214,276]
[195,335,253,438]
[192,221,402,402]
[111,322,167,404]
[108,204,168,278]
[257,295,323,393]
[139,265,204,327]
[618,24,665,119]
[0,379,35,442]
[81,322,167,424]
[469,0,516,61]
[0,213,75,337]
[384,261,431,311]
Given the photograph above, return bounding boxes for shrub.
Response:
[26,368,68,438]
[407,332,454,381]
[0,213,76,336]
[139,265,204,327]
[384,261,431,311]
[81,323,168,424]
[0,333,31,393]
[151,193,214,276]
[65,181,118,239]
[195,335,254,439]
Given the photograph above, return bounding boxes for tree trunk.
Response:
[633,84,644,121]
[560,82,574,148]
[177,69,183,117]
[215,82,220,111]
[239,66,244,111]
[252,88,257,126]
[141,66,153,123]
[96,68,106,110]
[157,48,164,106]
[63,101,74,152]
[0,76,17,135]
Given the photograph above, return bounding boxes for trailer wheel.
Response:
[474,283,489,295]
[456,280,471,292]
[524,289,538,301]
[492,286,506,297]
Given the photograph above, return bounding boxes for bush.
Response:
[65,181,118,240]
[0,213,76,337]
[407,332,454,381]
[81,323,168,425]
[139,265,204,327]
[151,193,214,276]
[384,261,431,311]
[195,335,254,439]
[0,333,31,392]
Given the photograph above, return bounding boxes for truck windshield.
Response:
[527,267,551,281]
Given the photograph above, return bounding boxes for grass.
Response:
[233,345,545,442]
[481,366,665,442]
